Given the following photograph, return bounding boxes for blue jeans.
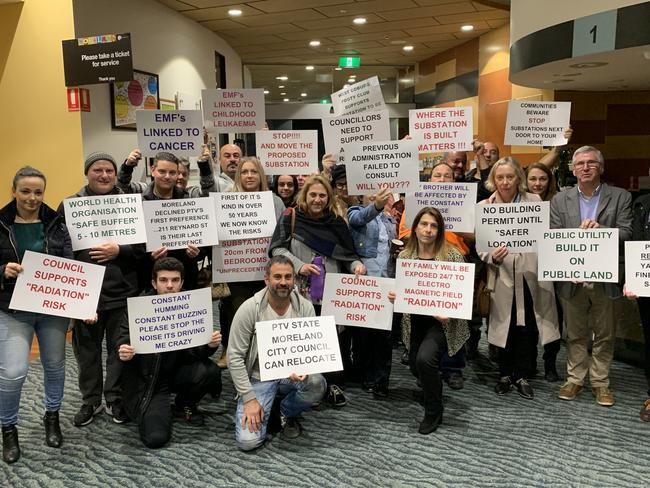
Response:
[235,374,326,451]
[0,310,69,426]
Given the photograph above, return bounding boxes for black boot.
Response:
[43,411,63,448]
[2,425,20,464]
[544,359,560,382]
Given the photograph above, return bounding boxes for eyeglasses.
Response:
[573,160,600,169]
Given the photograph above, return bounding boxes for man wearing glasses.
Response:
[550,146,632,407]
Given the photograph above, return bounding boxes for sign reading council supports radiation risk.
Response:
[212,191,277,241]
[127,288,213,354]
[625,242,650,297]
[409,107,473,152]
[475,201,549,253]
[538,229,619,282]
[63,193,147,251]
[136,110,203,157]
[255,130,318,175]
[504,101,571,147]
[256,316,343,381]
[330,76,386,116]
[212,237,271,283]
[322,110,390,164]
[394,259,474,320]
[405,182,477,233]
[10,251,105,320]
[320,274,394,330]
[202,88,265,134]
[344,140,420,195]
[142,198,218,251]
[62,33,133,86]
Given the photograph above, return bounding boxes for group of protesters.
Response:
[3,126,650,464]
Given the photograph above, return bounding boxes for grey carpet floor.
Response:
[2,337,650,488]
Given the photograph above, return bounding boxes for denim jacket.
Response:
[347,203,396,258]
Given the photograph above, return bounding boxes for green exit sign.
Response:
[339,56,361,68]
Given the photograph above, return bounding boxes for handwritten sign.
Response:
[475,201,549,253]
[405,182,477,232]
[394,258,474,320]
[625,242,650,296]
[127,288,213,354]
[504,101,570,146]
[256,315,342,381]
[136,110,203,157]
[63,193,147,251]
[331,76,386,116]
[212,191,277,240]
[255,130,318,175]
[10,251,105,320]
[212,237,271,283]
[202,88,265,134]
[322,110,390,164]
[320,274,394,330]
[409,107,473,152]
[538,229,619,282]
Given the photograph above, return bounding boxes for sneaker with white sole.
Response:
[73,404,104,427]
[106,400,129,424]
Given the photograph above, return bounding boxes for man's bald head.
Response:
[219,144,242,178]
[443,151,467,180]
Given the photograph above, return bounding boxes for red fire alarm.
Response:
[67,88,80,111]
[80,88,90,112]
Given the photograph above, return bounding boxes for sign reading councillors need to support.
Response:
[345,140,420,194]
[201,88,265,133]
[322,110,390,164]
[409,107,473,152]
[537,229,619,282]
[405,182,477,233]
[213,191,277,241]
[504,101,571,147]
[330,76,386,116]
[475,201,549,253]
[127,288,213,354]
[136,110,203,158]
[63,193,146,251]
[255,130,318,175]
[256,315,343,382]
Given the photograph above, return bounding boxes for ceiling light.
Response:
[300,93,307,97]
[309,40,321,47]
[228,9,242,16]
[278,85,285,88]
[390,40,406,45]
[343,84,350,88]
[347,78,355,83]
[334,67,342,71]
[403,45,414,52]
[461,25,474,32]
[263,89,269,94]
[275,76,288,80]
[280,92,286,95]
[350,74,356,78]
[283,98,289,102]
[353,17,366,25]
[305,65,315,71]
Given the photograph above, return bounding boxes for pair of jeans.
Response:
[0,310,69,426]
[235,374,326,451]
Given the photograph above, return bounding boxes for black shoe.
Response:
[400,349,409,365]
[267,397,282,435]
[494,376,512,395]
[544,360,560,382]
[2,425,20,464]
[326,385,347,408]
[488,344,500,362]
[172,403,205,426]
[361,383,374,393]
[73,403,104,427]
[446,373,464,390]
[280,416,302,440]
[373,384,389,398]
[418,414,442,435]
[43,411,62,448]
[106,400,129,424]
[515,378,534,399]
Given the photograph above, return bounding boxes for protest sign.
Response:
[322,110,390,164]
[212,237,271,283]
[320,274,394,330]
[405,182,477,232]
[255,130,318,175]
[475,201,549,253]
[504,101,571,146]
[394,258,474,320]
[127,288,213,354]
[409,107,473,152]
[344,140,420,194]
[62,33,133,86]
[63,193,147,251]
[9,251,105,320]
[330,76,386,116]
[142,198,218,251]
[625,242,650,297]
[212,191,277,241]
[202,88,265,133]
[256,315,343,381]
[538,229,619,282]
[136,110,203,157]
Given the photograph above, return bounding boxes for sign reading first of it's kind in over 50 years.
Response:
[201,88,265,134]
[212,191,277,241]
[62,33,133,86]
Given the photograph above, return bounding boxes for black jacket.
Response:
[0,200,73,311]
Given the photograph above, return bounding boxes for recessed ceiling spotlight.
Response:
[263,89,269,94]
[280,92,286,95]
[300,93,307,97]
[461,25,474,32]
[283,98,289,102]
[275,76,288,80]
[309,40,321,47]
[390,40,407,45]
[334,67,342,71]
[347,78,355,83]
[403,45,414,52]
[353,17,367,25]
[228,9,242,16]
[569,62,608,68]
[350,74,356,78]
[278,85,285,88]
[305,65,315,70]
[343,84,350,88]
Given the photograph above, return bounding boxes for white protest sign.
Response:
[142,198,218,251]
[256,315,343,381]
[394,258,474,320]
[127,288,213,354]
[331,76,386,116]
[320,274,394,330]
[9,251,105,320]
[136,110,203,157]
[475,201,549,253]
[625,242,650,296]
[538,229,619,282]
[345,140,420,195]
[409,107,473,152]
[255,130,318,175]
[212,237,271,283]
[202,88,265,134]
[405,182,477,232]
[322,110,390,164]
[63,193,147,251]
[213,191,277,240]
[504,101,571,146]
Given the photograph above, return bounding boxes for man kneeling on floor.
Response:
[228,255,326,451]
[117,257,222,448]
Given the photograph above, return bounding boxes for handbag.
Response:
[475,278,491,318]
[197,257,231,299]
